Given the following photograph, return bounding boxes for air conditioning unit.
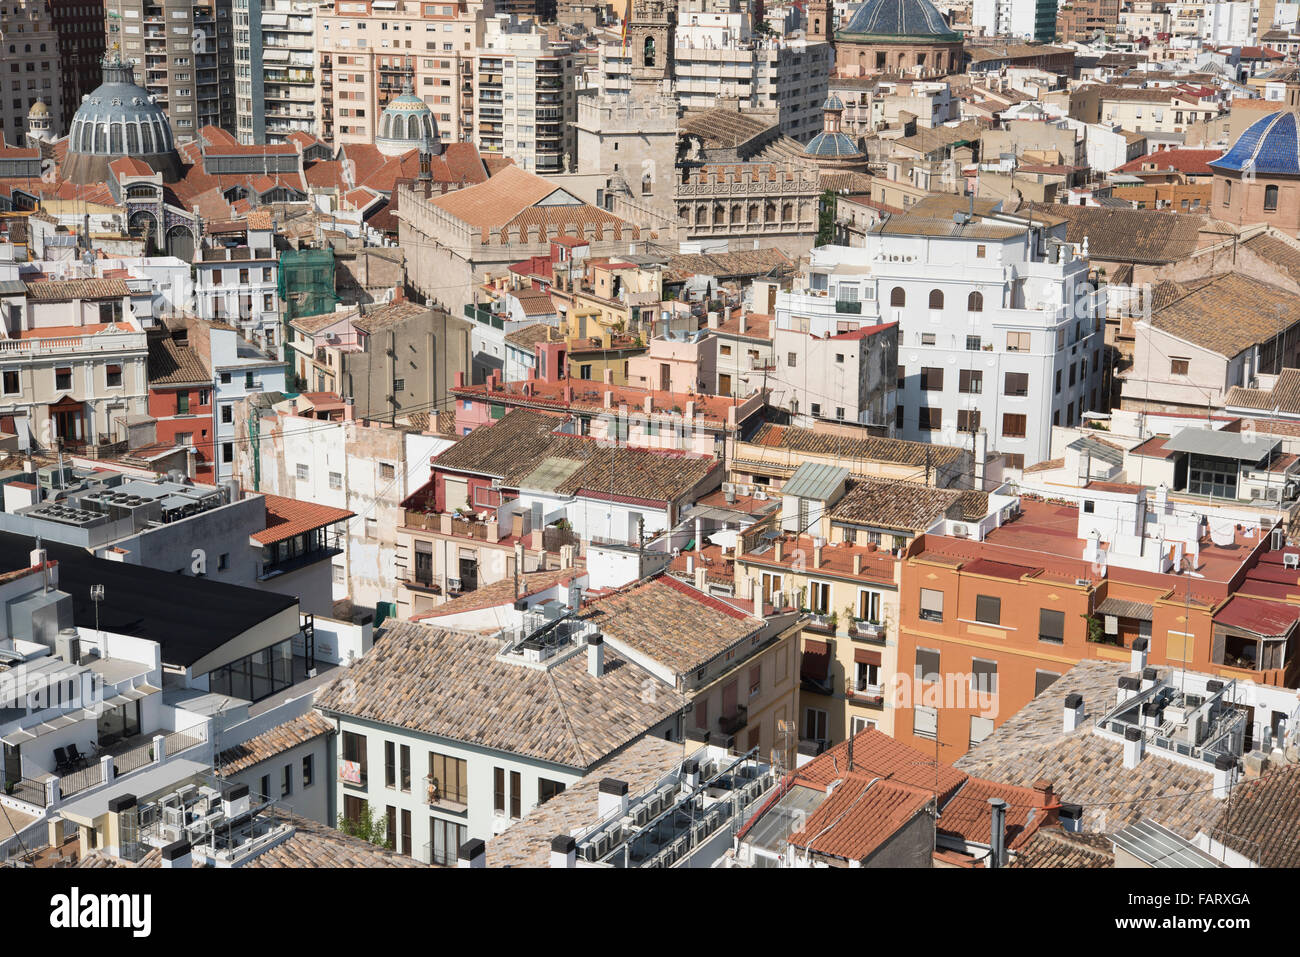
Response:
[722,482,736,494]
[952,523,969,538]
[447,577,462,592]
[753,490,768,501]
[1074,578,1090,587]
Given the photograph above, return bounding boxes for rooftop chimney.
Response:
[814,541,823,568]
[221,782,250,819]
[853,553,862,575]
[1140,666,1159,692]
[587,632,605,678]
[458,838,486,868]
[1141,700,1161,730]
[774,540,783,562]
[1123,725,1144,769]
[1032,779,1056,825]
[1130,636,1149,673]
[549,833,576,868]
[681,759,700,792]
[1063,693,1085,732]
[160,839,192,869]
[1059,803,1084,832]
[988,798,1008,868]
[1117,675,1140,706]
[598,778,629,819]
[1212,754,1237,800]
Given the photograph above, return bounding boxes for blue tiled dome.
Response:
[824,93,845,111]
[838,0,961,40]
[805,132,862,157]
[1210,110,1300,175]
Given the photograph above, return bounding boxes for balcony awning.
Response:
[801,639,830,681]
[854,648,882,666]
[104,693,132,708]
[1095,597,1154,621]
[1,728,36,746]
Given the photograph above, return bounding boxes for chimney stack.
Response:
[853,553,862,575]
[1063,693,1085,732]
[587,632,605,677]
[1212,754,1237,800]
[458,838,486,868]
[160,839,192,869]
[549,833,576,868]
[1130,636,1149,673]
[987,798,1007,868]
[1140,666,1159,692]
[1123,726,1144,769]
[597,778,629,819]
[774,540,783,562]
[1032,779,1056,825]
[814,541,823,568]
[1059,803,1083,832]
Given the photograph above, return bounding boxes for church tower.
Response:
[807,0,832,41]
[628,0,676,85]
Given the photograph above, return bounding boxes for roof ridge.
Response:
[546,666,589,767]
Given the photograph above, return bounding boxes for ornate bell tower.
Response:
[807,0,832,41]
[628,0,676,86]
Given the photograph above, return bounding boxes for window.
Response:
[538,778,566,805]
[384,740,396,789]
[971,658,998,695]
[343,794,366,827]
[1035,670,1061,695]
[809,581,831,614]
[381,462,396,480]
[974,594,1001,625]
[968,291,983,312]
[428,752,468,804]
[965,335,982,351]
[918,407,942,430]
[494,767,506,814]
[429,818,466,866]
[835,353,844,364]
[221,404,233,424]
[342,731,368,787]
[914,705,938,740]
[1,370,17,394]
[921,333,936,346]
[787,352,797,368]
[281,763,293,797]
[975,245,986,259]
[920,367,943,391]
[890,287,906,307]
[1004,372,1029,397]
[218,553,228,571]
[896,405,904,429]
[401,809,412,857]
[958,409,981,432]
[1055,369,1062,395]
[385,806,396,849]
[177,392,190,415]
[509,770,521,819]
[970,715,994,747]
[1170,357,1190,376]
[296,463,309,481]
[55,367,72,391]
[928,289,944,309]
[1003,414,1027,438]
[329,471,343,490]
[1006,331,1031,352]
[804,707,828,742]
[261,774,272,801]
[400,744,411,792]
[749,663,762,698]
[302,754,314,788]
[1039,608,1065,644]
[959,369,982,394]
[106,365,122,388]
[1223,179,1232,206]
[919,590,944,623]
[222,443,233,464]
[1265,184,1279,211]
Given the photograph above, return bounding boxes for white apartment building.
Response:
[235,0,319,144]
[210,328,287,483]
[779,211,1105,469]
[971,0,1057,42]
[313,0,490,148]
[601,0,831,143]
[195,219,280,351]
[0,0,64,143]
[474,15,577,175]
[1201,0,1258,43]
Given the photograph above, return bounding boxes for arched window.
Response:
[928,289,944,309]
[126,122,139,154]
[730,203,741,221]
[781,202,793,221]
[968,291,984,312]
[764,202,776,222]
[642,172,653,195]
[695,205,707,225]
[1265,184,1279,211]
[747,203,759,221]
[140,121,155,154]
[890,287,906,308]
[678,206,689,221]
[643,35,656,68]
[94,122,107,153]
[713,203,725,224]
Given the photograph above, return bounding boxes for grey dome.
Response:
[839,0,961,40]
[375,88,443,158]
[63,55,181,184]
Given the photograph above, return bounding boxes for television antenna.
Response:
[90,584,104,640]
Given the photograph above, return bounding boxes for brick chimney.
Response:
[1032,779,1057,825]
[853,553,863,575]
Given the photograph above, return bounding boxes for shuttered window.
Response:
[1035,670,1060,696]
[915,647,940,683]
[1039,609,1065,644]
[975,594,1001,625]
[444,477,469,512]
[920,588,944,622]
[971,658,998,695]
[914,706,937,740]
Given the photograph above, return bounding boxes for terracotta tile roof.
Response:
[746,421,966,470]
[431,408,719,503]
[1225,367,1300,415]
[23,278,131,300]
[244,813,426,868]
[1147,273,1300,358]
[955,660,1231,840]
[583,574,763,677]
[313,620,687,770]
[485,736,685,867]
[1213,594,1300,637]
[664,248,794,281]
[430,164,567,230]
[109,157,154,177]
[504,322,555,347]
[245,209,273,231]
[351,300,429,334]
[412,568,580,620]
[935,776,1046,849]
[1209,764,1300,867]
[216,711,334,776]
[1116,149,1221,176]
[796,728,969,804]
[147,336,211,386]
[831,477,988,531]
[1008,827,1115,868]
[290,307,360,335]
[1025,204,1226,264]
[1243,233,1300,288]
[253,493,354,545]
[788,775,935,861]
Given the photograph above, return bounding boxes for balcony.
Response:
[719,706,748,736]
[803,613,838,636]
[422,775,467,813]
[834,300,863,314]
[849,618,886,643]
[749,356,775,371]
[846,678,885,707]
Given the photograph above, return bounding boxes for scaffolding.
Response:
[277,248,338,387]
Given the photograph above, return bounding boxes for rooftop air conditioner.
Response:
[952,523,969,538]
[753,490,767,501]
